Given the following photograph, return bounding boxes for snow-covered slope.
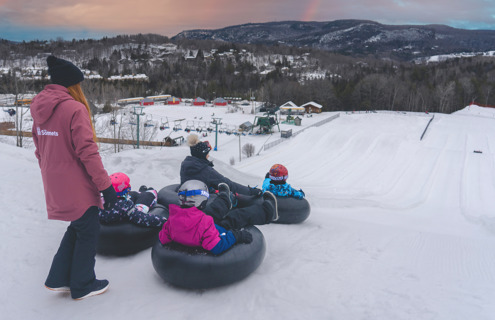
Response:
[1,106,495,319]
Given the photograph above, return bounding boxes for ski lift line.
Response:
[130,110,188,123]
[136,110,242,129]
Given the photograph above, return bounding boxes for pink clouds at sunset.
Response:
[0,0,494,41]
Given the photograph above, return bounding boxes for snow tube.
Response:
[157,184,310,224]
[226,195,310,224]
[227,195,311,224]
[151,226,266,289]
[157,184,180,207]
[272,197,310,224]
[97,204,169,256]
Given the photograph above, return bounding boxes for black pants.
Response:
[229,181,252,195]
[204,193,271,230]
[45,206,100,299]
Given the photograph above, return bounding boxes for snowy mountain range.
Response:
[173,19,495,60]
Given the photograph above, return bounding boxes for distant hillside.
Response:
[2,26,495,115]
[173,19,495,61]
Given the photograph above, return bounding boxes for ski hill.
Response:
[1,105,495,319]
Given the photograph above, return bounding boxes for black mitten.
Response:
[265,172,270,179]
[232,230,253,244]
[100,185,118,210]
[128,191,140,203]
[249,186,263,198]
[135,189,156,207]
[139,185,148,192]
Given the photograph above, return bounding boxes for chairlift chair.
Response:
[3,108,16,116]
[160,118,170,131]
[173,119,183,131]
[144,114,154,127]
[185,120,195,133]
[219,124,228,134]
[230,125,239,136]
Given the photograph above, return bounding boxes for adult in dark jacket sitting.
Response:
[180,134,263,198]
[180,134,277,229]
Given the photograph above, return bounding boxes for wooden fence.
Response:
[0,123,181,147]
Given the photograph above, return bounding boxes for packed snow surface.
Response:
[1,105,495,319]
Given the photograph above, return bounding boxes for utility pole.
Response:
[113,118,116,153]
[133,106,145,149]
[238,133,241,162]
[251,92,255,114]
[211,117,222,151]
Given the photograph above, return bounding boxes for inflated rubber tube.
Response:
[158,184,310,224]
[157,184,180,207]
[272,197,310,224]
[224,195,311,225]
[97,204,169,256]
[151,226,266,289]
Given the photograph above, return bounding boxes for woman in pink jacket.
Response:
[31,56,117,300]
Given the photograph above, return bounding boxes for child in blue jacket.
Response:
[262,164,305,199]
[99,172,167,227]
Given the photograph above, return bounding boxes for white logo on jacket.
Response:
[36,127,59,137]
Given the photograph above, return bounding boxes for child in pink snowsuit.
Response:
[159,180,252,255]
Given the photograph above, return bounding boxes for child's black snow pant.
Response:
[204,193,272,230]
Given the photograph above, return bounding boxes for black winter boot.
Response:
[217,183,232,209]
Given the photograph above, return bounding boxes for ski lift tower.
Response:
[132,106,145,149]
[211,117,222,151]
[251,94,256,114]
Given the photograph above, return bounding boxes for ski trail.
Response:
[459,133,495,234]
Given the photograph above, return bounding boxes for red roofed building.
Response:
[193,97,206,106]
[167,96,181,105]
[140,98,154,106]
[214,97,228,106]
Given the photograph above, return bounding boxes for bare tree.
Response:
[436,81,455,113]
[5,70,35,148]
[242,143,255,158]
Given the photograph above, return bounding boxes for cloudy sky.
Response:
[1,0,494,41]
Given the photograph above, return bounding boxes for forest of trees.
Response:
[1,34,495,114]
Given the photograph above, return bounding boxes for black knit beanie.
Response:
[190,141,211,159]
[47,55,84,88]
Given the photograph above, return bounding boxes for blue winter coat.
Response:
[99,198,166,228]
[262,178,305,199]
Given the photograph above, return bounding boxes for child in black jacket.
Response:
[99,172,166,228]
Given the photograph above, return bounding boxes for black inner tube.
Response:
[151,225,266,289]
[158,184,310,224]
[97,204,169,256]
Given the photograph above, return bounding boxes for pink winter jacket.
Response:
[31,84,111,221]
[159,204,221,251]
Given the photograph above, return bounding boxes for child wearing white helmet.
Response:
[159,180,252,255]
